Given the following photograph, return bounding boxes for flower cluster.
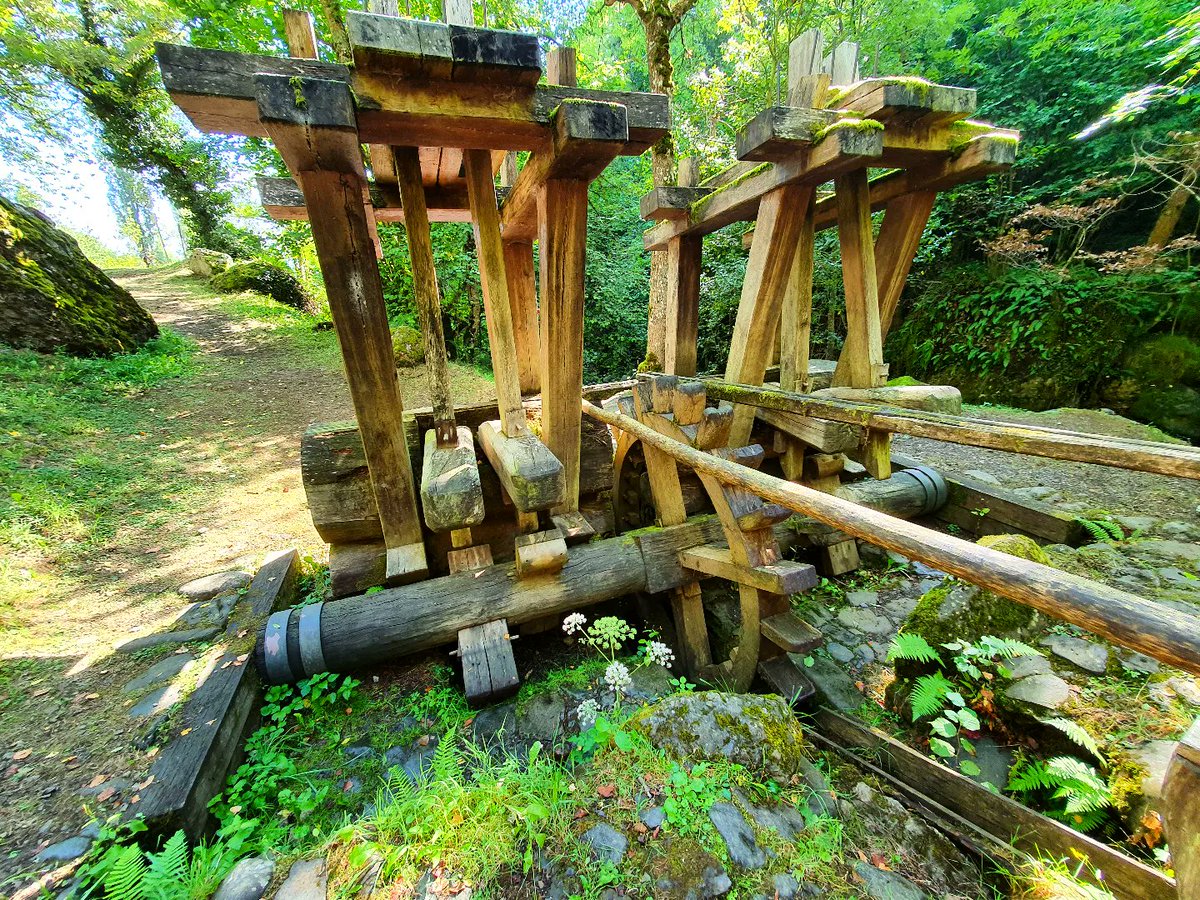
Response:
[584,616,638,654]
[644,641,675,668]
[604,661,632,693]
[575,698,601,728]
[562,612,587,635]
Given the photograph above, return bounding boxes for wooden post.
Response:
[502,240,540,394]
[663,157,701,377]
[255,74,426,583]
[538,177,588,513]
[1164,718,1200,896]
[547,47,577,86]
[282,9,319,59]
[443,0,474,25]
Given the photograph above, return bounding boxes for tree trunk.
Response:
[319,0,355,64]
[1148,143,1200,248]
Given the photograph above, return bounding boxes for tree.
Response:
[0,0,244,254]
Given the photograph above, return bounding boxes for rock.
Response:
[469,701,517,746]
[581,824,627,865]
[1040,635,1108,674]
[0,197,159,355]
[1157,566,1197,586]
[803,656,865,711]
[124,653,194,694]
[626,664,675,703]
[1131,385,1200,443]
[855,644,876,664]
[640,805,665,829]
[772,874,800,899]
[1167,676,1200,706]
[1004,654,1051,679]
[115,627,219,653]
[176,595,237,630]
[1129,540,1200,568]
[79,777,131,798]
[211,260,313,311]
[276,858,327,900]
[687,866,732,899]
[708,802,766,869]
[963,469,1001,486]
[852,862,930,899]
[517,692,565,742]
[884,595,919,621]
[1116,515,1158,534]
[186,248,233,277]
[1004,673,1071,710]
[391,325,425,366]
[836,607,892,636]
[1119,651,1161,675]
[630,692,807,782]
[1128,740,1177,802]
[826,642,855,664]
[968,736,1015,789]
[130,682,181,718]
[1157,521,1200,542]
[34,835,92,864]
[344,745,376,763]
[213,857,275,900]
[384,745,435,784]
[1015,486,1060,502]
[178,570,251,602]
[745,800,806,841]
[847,591,879,608]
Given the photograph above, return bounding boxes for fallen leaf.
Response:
[180,728,192,736]
[596,784,616,799]
[574,808,588,820]
[87,774,108,788]
[97,788,116,802]
[130,794,140,803]
[136,776,154,790]
[12,749,32,761]
[632,822,648,834]
[870,852,891,871]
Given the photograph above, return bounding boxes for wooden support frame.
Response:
[255,73,426,583]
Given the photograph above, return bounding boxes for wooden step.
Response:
[760,611,822,653]
[458,618,520,707]
[757,655,816,707]
[551,510,595,545]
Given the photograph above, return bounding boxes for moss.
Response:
[290,75,307,108]
[391,325,424,366]
[813,116,885,143]
[689,164,770,219]
[211,260,313,312]
[1106,752,1150,815]
[638,350,662,374]
[886,375,925,387]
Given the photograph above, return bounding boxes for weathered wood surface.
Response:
[283,9,319,59]
[832,77,976,126]
[140,550,300,842]
[477,420,565,512]
[329,539,387,598]
[812,708,1177,900]
[756,406,862,453]
[420,427,485,532]
[700,379,1200,480]
[757,655,816,705]
[815,384,961,414]
[833,167,885,390]
[585,398,1200,675]
[502,240,540,394]
[735,106,838,162]
[1164,717,1200,898]
[515,528,569,576]
[155,42,668,151]
[459,618,520,707]
[256,174,484,223]
[663,234,701,376]
[678,545,817,595]
[760,611,822,654]
[640,186,712,221]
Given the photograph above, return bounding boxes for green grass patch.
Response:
[214,291,344,374]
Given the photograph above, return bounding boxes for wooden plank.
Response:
[329,540,386,598]
[499,99,628,241]
[824,41,859,85]
[725,183,813,446]
[394,146,456,441]
[735,106,838,162]
[551,510,595,545]
[283,9,319,59]
[448,543,494,574]
[420,427,485,532]
[679,545,818,595]
[256,74,426,582]
[256,174,479,223]
[833,167,885,389]
[831,77,976,127]
[587,397,1200,676]
[663,234,701,376]
[758,655,816,705]
[538,177,589,513]
[515,528,569,576]
[760,611,822,653]
[464,148,526,436]
[756,406,862,453]
[138,550,300,842]
[813,708,1177,900]
[459,618,520,707]
[547,46,576,86]
[477,420,565,512]
[1164,718,1200,898]
[154,42,668,151]
[779,191,815,393]
[502,240,540,394]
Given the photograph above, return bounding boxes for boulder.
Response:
[391,325,425,366]
[629,692,806,782]
[213,857,275,900]
[179,570,252,601]
[211,260,313,311]
[186,248,233,277]
[0,196,158,356]
[1130,384,1200,442]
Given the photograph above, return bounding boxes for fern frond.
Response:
[981,636,1039,659]
[103,845,148,900]
[1041,717,1103,762]
[145,831,189,890]
[887,633,941,665]
[1006,758,1055,793]
[909,672,956,721]
[431,729,461,784]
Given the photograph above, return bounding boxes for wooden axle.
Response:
[701,379,1200,480]
[583,398,1200,676]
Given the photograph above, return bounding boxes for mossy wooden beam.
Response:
[639,185,712,221]
[735,106,839,161]
[829,77,976,126]
[256,174,501,224]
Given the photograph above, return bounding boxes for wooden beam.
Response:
[282,9,319,59]
[256,174,481,223]
[499,99,628,241]
[700,379,1200,480]
[502,240,540,394]
[585,398,1200,676]
[639,185,712,221]
[538,177,589,513]
[679,545,818,595]
[735,106,838,162]
[725,183,813,445]
[1164,717,1200,897]
[155,42,668,151]
[833,168,884,389]
[255,74,426,582]
[663,235,701,376]
[830,77,976,126]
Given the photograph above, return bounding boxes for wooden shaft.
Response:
[700,379,1200,480]
[283,9,319,59]
[833,168,884,388]
[464,148,526,436]
[394,146,456,444]
[502,240,540,394]
[583,398,1200,675]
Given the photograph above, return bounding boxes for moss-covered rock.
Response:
[186,248,233,277]
[0,197,158,356]
[1129,384,1200,442]
[211,260,312,311]
[629,691,805,782]
[1124,333,1200,388]
[391,325,425,366]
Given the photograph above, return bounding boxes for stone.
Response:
[1004,673,1071,710]
[581,823,627,865]
[1015,486,1060,502]
[1157,566,1197,586]
[176,595,237,630]
[640,806,665,829]
[517,692,565,742]
[745,800,806,841]
[1128,740,1177,801]
[384,745,435,784]
[1158,521,1200,541]
[884,595,919,621]
[0,197,159,355]
[1116,515,1158,534]
[1129,540,1200,568]
[344,745,376,763]
[708,803,766,869]
[1119,651,1161,675]
[213,857,275,900]
[852,862,930,899]
[854,644,876,664]
[123,653,194,694]
[626,664,675,703]
[1167,676,1200,706]
[1131,385,1200,443]
[212,260,313,311]
[803,656,865,711]
[630,692,807,782]
[276,858,327,900]
[963,469,1001,486]
[847,591,879,608]
[1040,635,1108,674]
[1004,654,1051,679]
[79,777,131,798]
[826,642,854,664]
[115,627,219,653]
[469,701,518,746]
[836,607,892,636]
[773,874,800,899]
[34,835,92,863]
[687,866,732,899]
[968,736,1015,789]
[130,682,181,718]
[186,248,233,277]
[178,570,252,602]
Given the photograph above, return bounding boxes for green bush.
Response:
[1122,333,1200,388]
[391,325,424,366]
[211,260,312,311]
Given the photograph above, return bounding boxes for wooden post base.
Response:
[515,528,569,577]
[458,618,520,707]
[421,426,485,532]
[477,420,565,513]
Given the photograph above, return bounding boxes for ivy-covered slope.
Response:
[0,197,158,356]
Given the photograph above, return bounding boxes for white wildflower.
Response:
[575,698,601,727]
[562,612,587,635]
[645,641,675,668]
[604,661,632,693]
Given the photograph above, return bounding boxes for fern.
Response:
[977,636,1039,659]
[431,728,462,783]
[908,672,956,721]
[1007,755,1112,832]
[1075,517,1124,543]
[1041,717,1103,762]
[144,831,189,895]
[887,633,942,665]
[103,845,148,900]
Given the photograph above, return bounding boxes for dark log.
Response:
[1164,717,1200,898]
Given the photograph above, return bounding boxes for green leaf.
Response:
[888,633,941,664]
[946,691,966,708]
[930,737,957,758]
[959,759,982,777]
[931,717,957,738]
[956,709,981,731]
[909,672,956,721]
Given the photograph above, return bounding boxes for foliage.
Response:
[210,260,315,312]
[1074,517,1124,544]
[1007,754,1113,832]
[661,761,731,833]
